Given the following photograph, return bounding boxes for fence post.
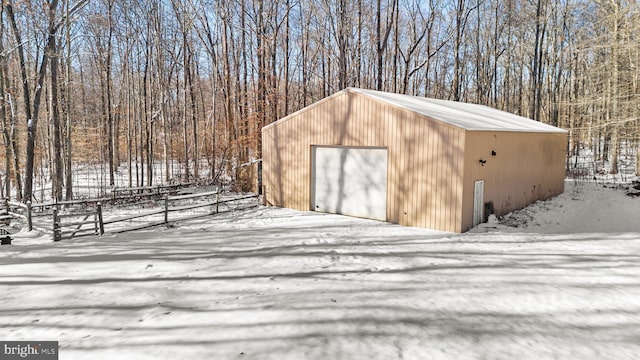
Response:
[97,202,105,235]
[164,195,169,224]
[26,201,32,232]
[215,191,219,213]
[3,198,7,212]
[53,208,60,242]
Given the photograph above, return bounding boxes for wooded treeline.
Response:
[0,0,638,203]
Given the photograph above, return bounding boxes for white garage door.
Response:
[312,146,388,221]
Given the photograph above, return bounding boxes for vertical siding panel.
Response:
[456,129,464,231]
[274,126,279,206]
[358,94,364,145]
[410,114,419,227]
[298,119,303,209]
[395,107,403,224]
[279,125,285,207]
[385,102,392,223]
[451,129,461,231]
[442,127,450,231]
[349,94,357,146]
[406,114,414,226]
[434,124,442,229]
[440,126,447,231]
[339,93,346,145]
[353,95,368,146]
[361,96,366,146]
[444,127,452,231]
[312,107,319,209]
[439,126,447,231]
[384,102,392,222]
[290,121,297,209]
[419,122,424,228]
[323,104,329,144]
[392,107,398,224]
[311,109,316,209]
[330,96,337,145]
[356,95,369,146]
[362,97,368,146]
[291,119,296,209]
[299,118,304,210]
[289,121,294,208]
[334,94,339,145]
[367,96,373,145]
[350,95,356,145]
[302,116,307,209]
[393,105,398,222]
[341,93,347,144]
[405,109,412,225]
[388,104,396,223]
[262,130,268,204]
[290,119,295,209]
[366,98,380,146]
[418,117,426,228]
[406,111,411,225]
[422,122,430,229]
[378,99,385,146]
[381,100,388,145]
[432,123,440,229]
[450,129,457,231]
[365,97,370,145]
[268,129,272,205]
[428,122,436,229]
[362,97,369,146]
[292,119,297,209]
[451,129,458,231]
[446,127,455,230]
[411,114,419,227]
[368,96,374,146]
[432,124,439,230]
[412,116,419,227]
[322,98,328,145]
[400,108,407,225]
[287,122,292,208]
[358,94,363,146]
[282,122,286,207]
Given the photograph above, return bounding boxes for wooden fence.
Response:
[1,187,258,242]
[2,183,196,231]
[51,191,258,241]
[52,205,104,241]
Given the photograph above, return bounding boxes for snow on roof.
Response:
[350,88,567,133]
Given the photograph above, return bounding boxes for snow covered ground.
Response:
[2,181,640,359]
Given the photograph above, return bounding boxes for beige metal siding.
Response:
[460,131,567,231]
[262,90,466,232]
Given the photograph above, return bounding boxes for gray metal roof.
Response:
[351,88,567,133]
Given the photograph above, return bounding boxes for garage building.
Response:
[261,88,567,232]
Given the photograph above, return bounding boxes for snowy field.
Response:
[2,181,640,359]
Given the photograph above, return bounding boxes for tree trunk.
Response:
[50,28,63,201]
[64,0,73,200]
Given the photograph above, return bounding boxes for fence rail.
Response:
[1,186,257,243]
[48,192,257,241]
[1,183,197,233]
